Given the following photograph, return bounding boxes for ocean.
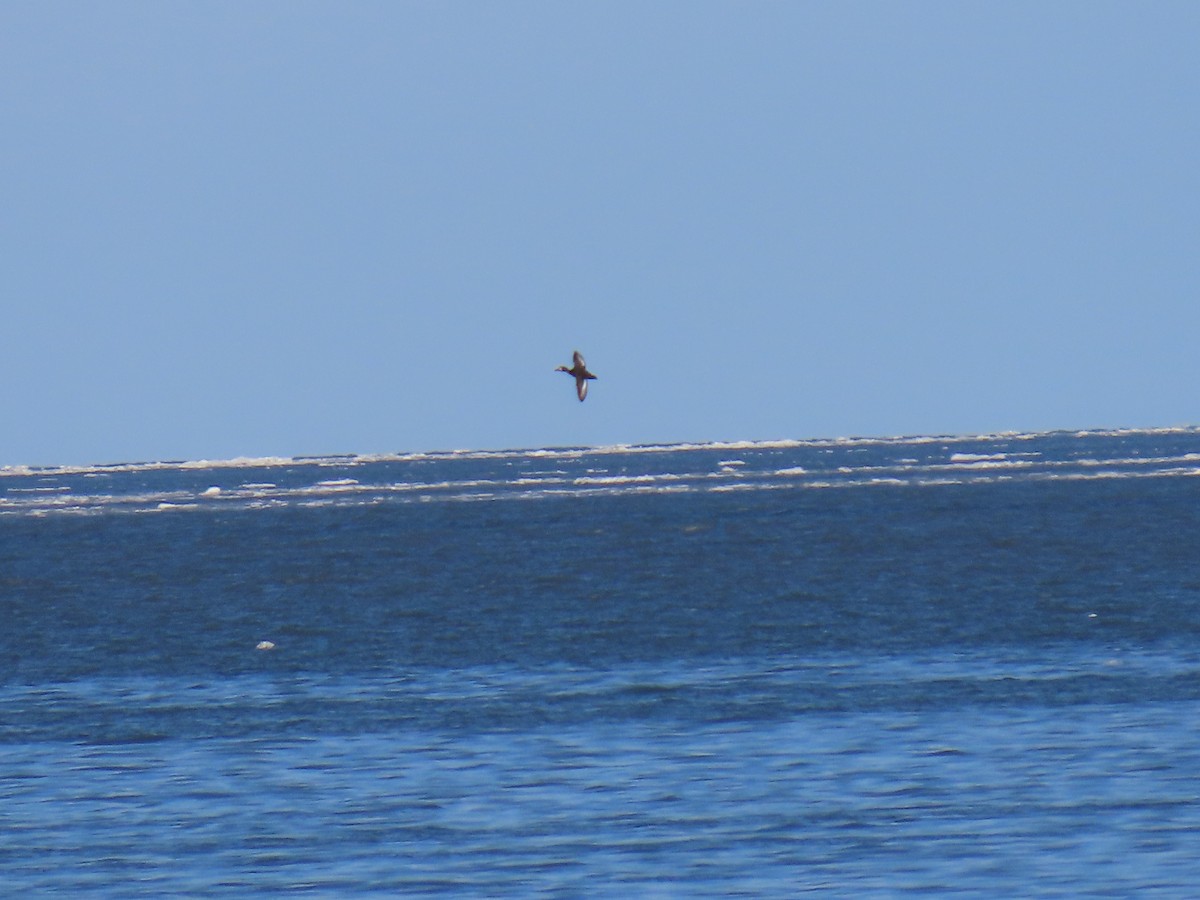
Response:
[3,427,1200,896]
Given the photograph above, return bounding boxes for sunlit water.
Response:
[4,429,1200,895]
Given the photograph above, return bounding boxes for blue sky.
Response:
[4,2,1198,465]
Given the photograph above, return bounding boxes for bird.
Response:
[555,350,597,401]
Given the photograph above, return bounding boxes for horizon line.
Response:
[4,423,1198,476]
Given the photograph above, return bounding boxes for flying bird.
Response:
[556,350,597,401]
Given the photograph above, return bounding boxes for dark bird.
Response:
[555,350,597,401]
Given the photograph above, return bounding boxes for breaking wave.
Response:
[3,427,1199,517]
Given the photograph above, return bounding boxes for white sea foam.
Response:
[710,481,788,493]
[5,426,1198,479]
[4,426,1199,517]
[5,457,1199,517]
[179,456,297,470]
[573,474,677,486]
[945,459,1035,471]
[1075,453,1200,468]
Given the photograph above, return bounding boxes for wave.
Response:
[4,426,1198,480]
[3,426,1199,517]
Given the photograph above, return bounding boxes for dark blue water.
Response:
[4,429,1200,895]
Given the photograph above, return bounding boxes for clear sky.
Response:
[4,2,1198,466]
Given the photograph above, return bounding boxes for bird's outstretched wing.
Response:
[577,377,588,402]
[573,350,586,370]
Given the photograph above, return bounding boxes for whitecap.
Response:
[4,425,1200,493]
[573,474,666,486]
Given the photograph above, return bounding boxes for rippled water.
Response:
[4,429,1200,895]
[6,702,1199,896]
